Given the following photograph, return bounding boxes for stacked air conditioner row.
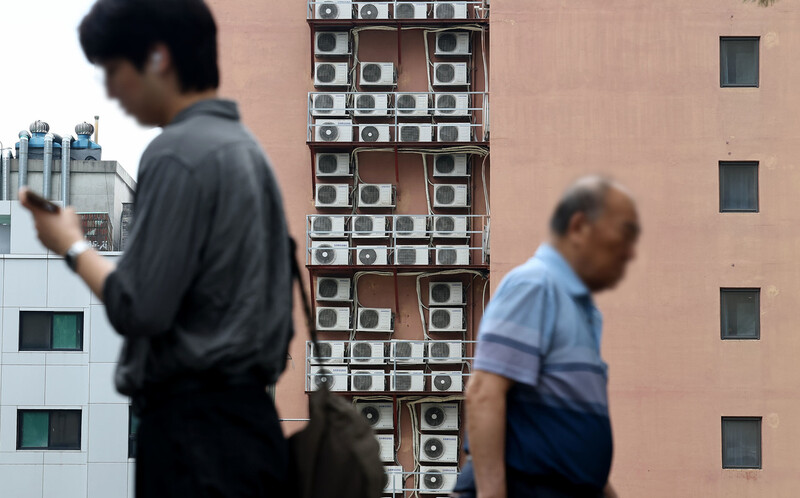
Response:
[309,364,465,393]
[316,31,471,58]
[315,61,469,88]
[315,152,470,178]
[310,241,473,266]
[313,120,474,143]
[309,339,466,363]
[315,278,464,305]
[309,215,472,239]
[314,1,474,21]
[315,184,469,209]
[311,92,474,117]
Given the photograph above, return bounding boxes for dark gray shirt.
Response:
[103,99,293,397]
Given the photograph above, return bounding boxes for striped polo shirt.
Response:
[473,243,612,490]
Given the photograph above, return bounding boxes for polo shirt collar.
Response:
[170,98,240,126]
[533,243,591,298]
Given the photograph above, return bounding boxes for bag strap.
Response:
[289,237,325,370]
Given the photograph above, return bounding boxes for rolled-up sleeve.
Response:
[103,155,208,337]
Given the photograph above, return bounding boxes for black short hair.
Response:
[549,176,615,236]
[79,0,219,92]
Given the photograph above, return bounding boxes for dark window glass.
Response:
[721,37,759,87]
[129,408,139,459]
[722,417,761,469]
[721,289,760,339]
[19,311,83,351]
[0,215,10,254]
[720,162,758,212]
[17,410,81,450]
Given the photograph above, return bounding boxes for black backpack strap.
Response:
[289,237,323,364]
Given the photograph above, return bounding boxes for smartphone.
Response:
[24,189,61,214]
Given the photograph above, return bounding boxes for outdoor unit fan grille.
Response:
[317,308,339,327]
[431,342,451,358]
[360,3,380,18]
[361,405,380,426]
[362,64,383,83]
[357,94,375,113]
[396,94,417,113]
[315,94,334,112]
[437,33,458,52]
[436,3,456,18]
[314,368,333,389]
[435,217,455,232]
[431,309,451,329]
[396,248,418,265]
[360,185,380,204]
[359,248,378,265]
[318,279,339,298]
[438,126,459,142]
[395,216,414,233]
[400,126,420,142]
[352,342,373,360]
[424,470,445,490]
[317,33,338,51]
[318,3,341,19]
[352,373,373,391]
[424,406,446,427]
[423,437,446,459]
[433,374,453,391]
[395,341,412,359]
[318,124,341,141]
[313,343,333,359]
[361,125,380,142]
[435,186,456,205]
[354,216,374,233]
[360,309,380,328]
[317,186,338,204]
[314,246,338,265]
[435,64,455,84]
[437,94,457,114]
[313,217,333,232]
[316,64,337,83]
[318,155,339,174]
[431,283,452,303]
[395,2,415,18]
[438,248,457,265]
[394,373,412,390]
[435,155,455,174]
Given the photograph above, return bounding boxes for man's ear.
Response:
[147,44,169,74]
[566,211,591,243]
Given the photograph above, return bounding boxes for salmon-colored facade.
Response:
[209,0,800,496]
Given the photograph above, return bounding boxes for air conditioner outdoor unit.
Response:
[429,282,464,306]
[430,371,463,392]
[315,31,350,56]
[356,402,394,430]
[397,123,433,142]
[309,215,348,239]
[309,366,348,392]
[434,93,470,117]
[433,62,469,86]
[389,340,425,364]
[316,1,354,20]
[419,466,458,494]
[420,402,460,431]
[436,122,472,142]
[314,119,353,142]
[315,306,352,331]
[428,307,465,332]
[307,340,347,365]
[356,2,390,19]
[432,215,469,238]
[356,246,389,266]
[360,62,397,87]
[357,307,394,332]
[394,1,427,19]
[435,31,471,56]
[393,215,428,238]
[432,153,469,177]
[376,434,395,462]
[384,465,404,495]
[433,184,469,208]
[395,93,429,116]
[353,93,392,117]
[316,277,353,302]
[358,184,395,208]
[315,183,351,208]
[350,341,386,364]
[316,153,351,177]
[314,62,350,87]
[351,215,389,238]
[390,369,425,392]
[350,369,386,392]
[311,93,348,117]
[394,245,430,265]
[427,341,463,363]
[435,245,470,266]
[433,1,468,19]
[310,240,351,266]
[359,124,392,143]
[419,434,459,463]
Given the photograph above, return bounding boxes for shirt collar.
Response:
[169,98,240,126]
[533,243,591,298]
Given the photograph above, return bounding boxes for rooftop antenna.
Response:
[94,115,99,144]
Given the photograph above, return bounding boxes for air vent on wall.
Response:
[350,341,386,364]
[427,341,463,363]
[432,215,468,238]
[351,215,389,238]
[420,402,460,431]
[384,465,404,495]
[394,1,427,19]
[358,124,391,143]
[350,369,386,392]
[393,215,428,238]
[315,153,351,177]
[309,366,348,392]
[434,93,470,117]
[430,371,463,392]
[314,62,350,87]
[315,31,350,56]
[432,153,469,177]
[436,122,472,142]
[433,184,469,208]
[315,306,352,331]
[309,215,348,239]
[419,466,458,494]
[397,123,433,142]
[390,369,425,391]
[316,277,352,302]
[376,434,395,462]
[435,31,471,56]
[358,184,395,208]
[311,93,348,117]
[419,434,459,463]
[394,245,430,265]
[428,308,465,332]
[389,340,425,364]
[311,240,351,266]
[316,1,354,19]
[314,119,353,142]
[356,246,389,266]
[356,402,394,430]
[357,307,394,332]
[395,93,429,116]
[356,2,390,19]
[307,340,347,365]
[435,245,470,266]
[315,183,351,208]
[353,93,392,117]
[360,62,397,87]
[429,282,464,306]
[433,62,469,86]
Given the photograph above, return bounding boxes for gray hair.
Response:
[549,175,621,236]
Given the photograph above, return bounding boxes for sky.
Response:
[0,0,160,180]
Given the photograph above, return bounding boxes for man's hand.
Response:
[19,187,84,255]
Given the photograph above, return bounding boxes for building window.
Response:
[0,215,9,254]
[17,410,81,450]
[720,162,758,212]
[129,407,139,459]
[722,417,761,469]
[721,289,760,339]
[19,311,84,351]
[720,37,759,87]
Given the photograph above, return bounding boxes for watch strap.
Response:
[65,239,93,272]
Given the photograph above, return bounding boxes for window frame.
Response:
[722,416,762,469]
[720,288,761,340]
[720,36,760,88]
[19,311,85,352]
[16,409,82,450]
[719,161,759,213]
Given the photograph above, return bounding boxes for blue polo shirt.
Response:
[473,244,612,490]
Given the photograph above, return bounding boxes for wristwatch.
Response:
[64,239,93,272]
